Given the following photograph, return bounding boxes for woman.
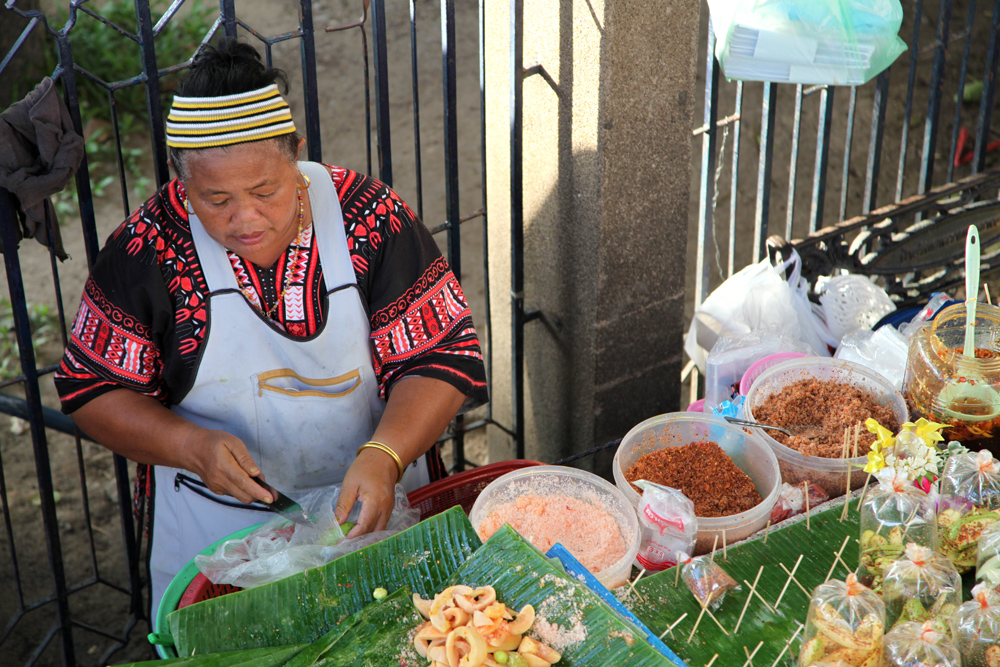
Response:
[54,39,487,622]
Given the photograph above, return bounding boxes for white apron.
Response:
[149,162,429,625]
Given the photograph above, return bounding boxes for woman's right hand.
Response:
[179,426,273,504]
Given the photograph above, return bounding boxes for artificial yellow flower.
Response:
[865,418,896,450]
[864,445,886,474]
[900,418,949,446]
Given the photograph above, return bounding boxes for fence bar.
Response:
[810,87,835,233]
[918,0,953,194]
[975,0,1000,173]
[134,0,170,188]
[220,0,237,37]
[510,0,525,458]
[896,0,925,199]
[728,81,743,277]
[839,86,858,223]
[785,84,804,239]
[299,0,323,162]
[753,82,777,263]
[863,71,890,214]
[409,0,424,220]
[695,24,719,304]
[370,0,394,186]
[0,187,75,666]
[947,0,977,184]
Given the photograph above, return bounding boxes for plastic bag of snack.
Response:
[882,543,961,632]
[883,620,961,667]
[798,573,884,667]
[858,469,938,592]
[938,451,1000,573]
[950,582,1000,667]
[633,480,698,571]
[676,551,741,610]
[977,521,1000,586]
[770,481,831,524]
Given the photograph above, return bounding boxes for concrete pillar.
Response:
[486,0,700,465]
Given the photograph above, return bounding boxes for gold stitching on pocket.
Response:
[257,368,361,398]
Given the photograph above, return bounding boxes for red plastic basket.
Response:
[177,459,544,608]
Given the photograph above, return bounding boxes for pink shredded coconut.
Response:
[477,494,628,573]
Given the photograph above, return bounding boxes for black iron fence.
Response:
[0,0,498,664]
[687,0,1000,401]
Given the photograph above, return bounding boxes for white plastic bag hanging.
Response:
[195,484,420,588]
[706,0,908,86]
[685,250,830,374]
[633,480,698,571]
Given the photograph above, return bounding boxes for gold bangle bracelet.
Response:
[357,441,405,484]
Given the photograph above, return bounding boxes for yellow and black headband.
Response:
[165,83,296,149]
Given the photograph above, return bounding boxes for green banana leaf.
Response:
[450,524,678,666]
[167,506,481,657]
[624,498,864,666]
[118,645,305,667]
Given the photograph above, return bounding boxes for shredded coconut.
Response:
[532,616,588,651]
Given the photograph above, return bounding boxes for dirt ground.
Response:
[0,0,487,664]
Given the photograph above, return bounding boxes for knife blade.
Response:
[250,475,313,525]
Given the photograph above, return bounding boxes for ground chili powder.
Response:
[624,441,762,517]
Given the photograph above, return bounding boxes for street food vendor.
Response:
[53,38,488,621]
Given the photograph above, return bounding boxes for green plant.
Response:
[0,299,61,381]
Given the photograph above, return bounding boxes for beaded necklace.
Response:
[238,184,306,319]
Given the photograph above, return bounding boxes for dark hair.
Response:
[169,37,301,179]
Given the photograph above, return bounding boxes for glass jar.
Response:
[903,302,1000,449]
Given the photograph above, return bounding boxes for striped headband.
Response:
[165,83,296,149]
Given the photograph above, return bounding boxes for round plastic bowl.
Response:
[612,413,780,555]
[743,356,908,497]
[739,352,810,396]
[468,465,640,589]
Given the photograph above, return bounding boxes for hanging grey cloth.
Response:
[0,76,83,260]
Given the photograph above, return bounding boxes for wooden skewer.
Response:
[742,578,776,613]
[833,549,853,576]
[734,566,765,633]
[659,612,689,639]
[763,519,771,544]
[852,423,860,459]
[741,641,764,667]
[686,600,709,643]
[697,598,731,637]
[705,654,719,667]
[774,554,804,609]
[710,534,719,563]
[675,561,682,587]
[627,567,648,602]
[856,473,872,512]
[779,561,812,597]
[825,535,852,582]
[722,528,728,561]
[803,480,811,530]
[986,283,993,306]
[769,623,805,667]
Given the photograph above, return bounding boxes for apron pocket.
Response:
[251,367,377,490]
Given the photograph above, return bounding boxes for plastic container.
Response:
[743,356,909,497]
[739,352,810,395]
[406,459,545,521]
[468,465,641,589]
[904,302,1000,447]
[686,398,706,412]
[612,413,780,555]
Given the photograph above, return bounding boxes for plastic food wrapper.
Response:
[858,470,938,593]
[938,451,1000,573]
[883,620,962,667]
[770,481,830,524]
[951,582,1000,667]
[684,250,829,374]
[834,325,908,390]
[704,330,815,412]
[195,484,420,588]
[941,450,1000,509]
[898,293,955,340]
[882,544,961,632]
[976,521,1000,586]
[633,481,698,571]
[676,551,740,610]
[706,0,907,86]
[798,573,884,667]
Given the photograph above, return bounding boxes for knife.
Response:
[250,475,313,525]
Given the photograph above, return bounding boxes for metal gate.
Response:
[0,0,497,664]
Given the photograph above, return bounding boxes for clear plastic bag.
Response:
[951,582,1000,667]
[883,620,962,667]
[634,481,697,571]
[976,521,1000,586]
[858,470,938,593]
[941,450,1000,509]
[834,325,909,391]
[195,484,420,588]
[770,482,831,524]
[706,0,907,86]
[704,330,816,412]
[882,544,961,632]
[676,551,740,610]
[938,451,1000,573]
[798,573,884,667]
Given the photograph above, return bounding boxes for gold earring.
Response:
[299,172,311,189]
[185,197,194,215]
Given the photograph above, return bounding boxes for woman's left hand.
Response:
[336,446,399,537]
